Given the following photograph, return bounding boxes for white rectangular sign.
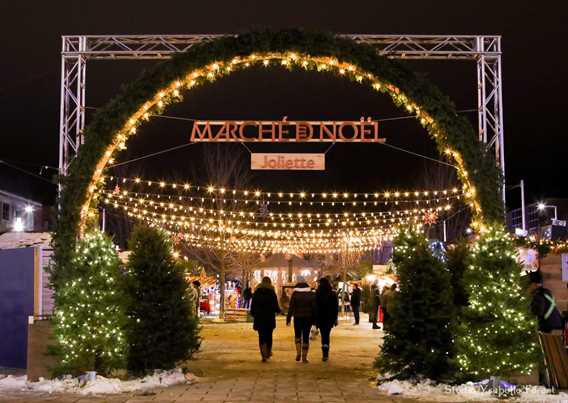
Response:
[251,153,325,170]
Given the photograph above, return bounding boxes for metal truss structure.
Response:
[59,34,504,189]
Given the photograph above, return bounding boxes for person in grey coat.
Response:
[286,279,316,362]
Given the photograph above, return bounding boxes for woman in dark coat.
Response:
[315,277,339,361]
[250,277,281,362]
[286,279,316,362]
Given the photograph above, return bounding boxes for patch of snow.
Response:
[378,380,494,402]
[0,375,27,391]
[378,379,568,402]
[0,369,195,395]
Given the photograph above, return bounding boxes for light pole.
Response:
[537,202,558,220]
[508,180,527,232]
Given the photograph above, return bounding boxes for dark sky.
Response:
[1,1,566,209]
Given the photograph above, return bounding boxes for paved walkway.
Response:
[0,316,423,402]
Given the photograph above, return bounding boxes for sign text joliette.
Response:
[190,118,385,143]
[251,153,325,170]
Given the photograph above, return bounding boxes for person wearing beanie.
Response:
[286,277,316,363]
[528,270,563,333]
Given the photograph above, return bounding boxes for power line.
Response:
[108,143,199,168]
[375,142,457,168]
[0,160,56,185]
[91,106,473,169]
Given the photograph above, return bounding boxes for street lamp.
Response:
[24,205,34,214]
[537,202,558,220]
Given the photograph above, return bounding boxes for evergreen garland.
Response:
[52,231,126,375]
[375,227,456,380]
[456,225,538,379]
[124,226,200,374]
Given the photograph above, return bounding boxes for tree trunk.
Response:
[219,262,226,320]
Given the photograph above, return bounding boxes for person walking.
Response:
[191,280,201,317]
[315,277,339,361]
[286,278,316,363]
[381,283,398,330]
[243,285,253,309]
[369,283,381,329]
[528,270,563,333]
[350,283,362,325]
[250,277,281,362]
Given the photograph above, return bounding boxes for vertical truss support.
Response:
[476,36,505,201]
[59,37,86,176]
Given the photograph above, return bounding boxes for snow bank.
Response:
[0,369,195,395]
[378,379,568,402]
[378,380,493,401]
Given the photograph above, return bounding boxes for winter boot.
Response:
[295,339,302,362]
[322,344,329,361]
[260,344,269,362]
[301,344,309,363]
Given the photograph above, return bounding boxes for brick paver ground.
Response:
[0,315,425,402]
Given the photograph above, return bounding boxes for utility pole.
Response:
[520,179,526,232]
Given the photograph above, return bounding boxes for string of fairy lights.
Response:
[101,193,450,229]
[105,175,467,201]
[97,175,464,254]
[81,51,483,235]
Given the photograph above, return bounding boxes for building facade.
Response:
[0,190,43,233]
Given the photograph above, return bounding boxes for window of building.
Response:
[2,203,9,220]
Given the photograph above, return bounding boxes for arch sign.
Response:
[190,119,385,143]
[53,30,503,283]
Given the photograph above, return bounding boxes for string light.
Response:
[78,51,482,233]
[104,175,464,202]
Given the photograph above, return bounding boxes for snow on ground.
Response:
[379,380,568,402]
[0,369,196,395]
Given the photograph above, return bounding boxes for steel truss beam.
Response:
[59,34,504,195]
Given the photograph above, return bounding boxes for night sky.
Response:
[1,1,566,209]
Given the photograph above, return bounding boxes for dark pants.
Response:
[351,304,360,324]
[243,298,251,309]
[294,317,312,344]
[257,328,273,352]
[319,325,332,346]
[369,305,378,324]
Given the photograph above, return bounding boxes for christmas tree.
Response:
[53,230,126,375]
[446,240,469,310]
[375,227,456,380]
[456,225,538,379]
[124,226,200,374]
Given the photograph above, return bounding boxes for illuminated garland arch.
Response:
[53,29,502,286]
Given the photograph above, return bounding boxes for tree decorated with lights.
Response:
[53,230,126,374]
[375,227,456,380]
[456,225,538,379]
[124,226,200,374]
